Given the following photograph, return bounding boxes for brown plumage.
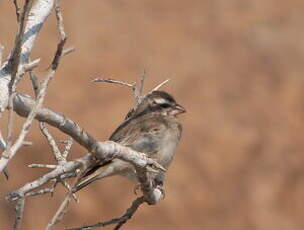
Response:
[74,91,185,192]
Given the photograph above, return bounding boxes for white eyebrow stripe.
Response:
[154,98,167,104]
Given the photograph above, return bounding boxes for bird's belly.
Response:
[157,133,178,169]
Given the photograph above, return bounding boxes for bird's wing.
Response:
[110,115,167,155]
[74,116,167,192]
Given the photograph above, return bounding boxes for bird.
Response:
[74,90,186,192]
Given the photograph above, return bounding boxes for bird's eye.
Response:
[160,103,171,108]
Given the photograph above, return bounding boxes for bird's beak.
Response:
[174,104,186,114]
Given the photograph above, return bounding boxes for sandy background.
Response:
[1,0,304,229]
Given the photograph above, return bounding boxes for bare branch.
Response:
[61,180,79,202]
[40,122,65,164]
[28,164,57,169]
[0,44,4,67]
[47,172,84,230]
[0,0,56,112]
[29,72,40,98]
[7,0,32,78]
[22,140,33,146]
[13,93,98,150]
[2,0,39,164]
[149,78,170,93]
[6,92,16,150]
[134,70,146,105]
[13,0,21,22]
[0,69,55,171]
[13,198,25,230]
[51,37,67,70]
[47,194,72,230]
[55,3,66,41]
[8,93,165,204]
[6,154,92,201]
[63,47,75,56]
[62,137,73,159]
[0,123,6,150]
[15,0,55,64]
[67,197,145,230]
[22,58,41,72]
[93,78,135,89]
[0,0,70,171]
[2,1,170,228]
[0,30,68,172]
[25,187,54,197]
[93,72,147,115]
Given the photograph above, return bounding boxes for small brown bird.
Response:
[74,91,185,191]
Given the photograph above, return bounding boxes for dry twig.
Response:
[13,0,21,22]
[93,78,135,89]
[62,137,73,159]
[13,198,25,230]
[40,122,65,164]
[0,44,4,67]
[68,197,145,230]
[149,78,170,93]
[3,0,33,164]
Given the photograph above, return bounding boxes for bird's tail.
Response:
[73,163,116,193]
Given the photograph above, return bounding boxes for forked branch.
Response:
[2,1,168,230]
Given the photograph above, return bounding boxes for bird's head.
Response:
[126,91,186,119]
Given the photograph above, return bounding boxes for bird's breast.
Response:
[157,124,181,169]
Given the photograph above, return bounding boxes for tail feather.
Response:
[73,164,116,193]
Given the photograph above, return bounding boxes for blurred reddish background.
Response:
[1,0,304,229]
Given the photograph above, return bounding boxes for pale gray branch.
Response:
[62,137,73,159]
[13,198,25,230]
[40,122,65,164]
[6,154,92,201]
[28,164,57,169]
[0,44,4,67]
[0,0,56,112]
[150,78,170,93]
[93,78,135,89]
